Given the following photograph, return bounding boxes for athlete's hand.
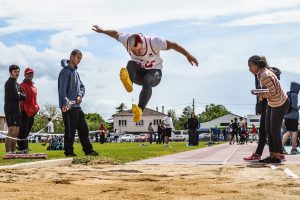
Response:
[92,25,103,33]
[187,54,198,66]
[62,106,68,112]
[76,96,82,104]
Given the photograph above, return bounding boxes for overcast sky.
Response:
[0,0,300,120]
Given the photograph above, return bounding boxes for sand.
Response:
[0,160,299,200]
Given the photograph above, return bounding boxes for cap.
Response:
[25,67,34,74]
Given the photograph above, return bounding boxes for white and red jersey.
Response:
[118,33,168,70]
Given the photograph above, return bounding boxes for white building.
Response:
[200,113,244,129]
[247,114,261,128]
[112,108,167,133]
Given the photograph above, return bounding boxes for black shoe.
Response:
[258,157,272,163]
[65,153,77,157]
[85,150,99,156]
[259,157,281,164]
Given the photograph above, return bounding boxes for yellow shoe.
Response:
[120,68,133,92]
[132,104,142,122]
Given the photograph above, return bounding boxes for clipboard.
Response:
[251,89,270,94]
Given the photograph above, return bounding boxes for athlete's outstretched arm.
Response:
[166,40,198,66]
[92,25,120,40]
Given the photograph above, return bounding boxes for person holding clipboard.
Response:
[248,55,289,163]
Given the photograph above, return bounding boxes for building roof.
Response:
[112,108,167,117]
[210,113,244,121]
[200,113,245,128]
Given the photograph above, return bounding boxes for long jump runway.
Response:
[130,143,300,165]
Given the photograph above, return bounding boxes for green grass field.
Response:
[0,142,207,166]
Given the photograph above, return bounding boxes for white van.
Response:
[172,130,189,141]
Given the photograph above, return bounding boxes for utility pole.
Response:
[192,98,195,113]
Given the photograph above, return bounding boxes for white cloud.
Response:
[50,31,88,51]
[0,0,300,35]
[224,9,300,26]
[1,1,300,120]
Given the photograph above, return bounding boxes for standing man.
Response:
[92,25,198,122]
[213,126,220,142]
[4,65,26,155]
[58,49,99,157]
[229,118,239,145]
[47,118,54,133]
[163,112,174,147]
[98,123,106,144]
[157,121,165,144]
[17,68,40,154]
[187,112,199,146]
[282,82,300,155]
[148,122,154,144]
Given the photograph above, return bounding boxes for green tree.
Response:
[115,103,127,113]
[85,113,106,131]
[177,106,193,129]
[31,104,64,133]
[198,104,230,123]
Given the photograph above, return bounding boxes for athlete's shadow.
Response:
[245,162,282,168]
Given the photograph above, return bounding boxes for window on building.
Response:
[136,120,144,127]
[250,119,260,122]
[220,123,230,126]
[119,120,127,127]
[153,119,161,126]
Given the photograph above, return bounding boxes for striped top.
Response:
[257,68,287,107]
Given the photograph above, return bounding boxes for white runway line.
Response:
[270,165,277,170]
[270,165,299,179]
[222,145,240,164]
[284,168,300,179]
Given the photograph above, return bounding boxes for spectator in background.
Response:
[238,117,245,144]
[114,129,119,142]
[47,118,54,133]
[163,112,174,147]
[148,122,155,144]
[98,123,106,144]
[58,49,99,157]
[157,121,165,144]
[4,65,26,155]
[223,129,227,141]
[282,82,300,155]
[251,124,257,143]
[229,118,239,145]
[213,126,220,142]
[17,68,40,154]
[187,112,199,146]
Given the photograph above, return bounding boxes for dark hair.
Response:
[248,55,269,69]
[270,67,281,80]
[48,118,51,121]
[9,65,20,73]
[70,49,82,56]
[128,34,143,48]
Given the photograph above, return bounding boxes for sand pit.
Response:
[0,160,299,200]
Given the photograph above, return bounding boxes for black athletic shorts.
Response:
[284,118,299,132]
[165,128,172,137]
[5,113,21,127]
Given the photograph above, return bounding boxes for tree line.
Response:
[31,103,230,134]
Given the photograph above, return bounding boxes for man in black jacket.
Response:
[4,65,26,155]
[187,112,199,146]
